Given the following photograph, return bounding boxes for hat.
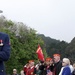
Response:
[29,60,34,63]
[45,57,52,61]
[53,54,60,57]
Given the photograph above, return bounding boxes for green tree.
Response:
[0,16,46,74]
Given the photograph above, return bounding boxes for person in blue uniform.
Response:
[0,32,11,75]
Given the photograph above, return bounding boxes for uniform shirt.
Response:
[27,66,35,75]
[0,32,11,75]
[53,61,62,75]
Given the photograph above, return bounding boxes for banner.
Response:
[36,45,44,61]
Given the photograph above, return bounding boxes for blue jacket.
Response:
[0,32,11,75]
[62,66,72,75]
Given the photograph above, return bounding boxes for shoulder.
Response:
[0,32,8,36]
[0,32,9,38]
[64,66,70,70]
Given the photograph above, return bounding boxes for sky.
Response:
[0,0,75,43]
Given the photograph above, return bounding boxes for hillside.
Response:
[38,34,69,58]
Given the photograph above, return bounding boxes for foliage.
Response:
[0,16,45,74]
[65,37,75,63]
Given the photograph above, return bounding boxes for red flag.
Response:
[36,45,45,61]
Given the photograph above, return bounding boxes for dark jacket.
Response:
[53,61,62,75]
[0,32,11,75]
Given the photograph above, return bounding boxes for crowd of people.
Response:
[21,53,75,75]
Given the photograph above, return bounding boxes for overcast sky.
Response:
[0,0,75,43]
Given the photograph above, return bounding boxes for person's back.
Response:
[0,32,11,75]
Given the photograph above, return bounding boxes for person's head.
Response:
[20,70,24,75]
[45,57,53,65]
[62,58,70,67]
[73,63,75,69]
[29,60,34,67]
[53,54,60,63]
[13,69,17,74]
